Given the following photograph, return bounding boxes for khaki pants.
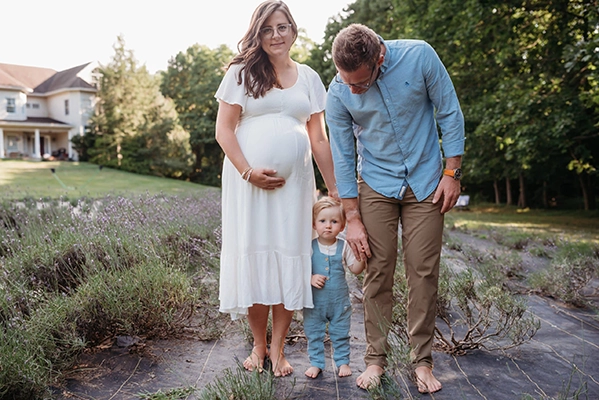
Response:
[359,181,443,369]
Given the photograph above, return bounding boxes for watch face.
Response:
[454,168,462,180]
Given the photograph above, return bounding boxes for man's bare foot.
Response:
[270,352,293,377]
[243,346,266,373]
[338,364,352,377]
[304,366,322,378]
[414,366,442,393]
[356,365,384,389]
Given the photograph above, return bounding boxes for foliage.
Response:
[161,44,234,186]
[528,242,599,306]
[391,258,539,357]
[83,35,193,179]
[434,266,540,355]
[197,360,296,400]
[308,0,599,210]
[138,386,197,400]
[0,193,224,398]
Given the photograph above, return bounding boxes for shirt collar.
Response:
[378,35,389,75]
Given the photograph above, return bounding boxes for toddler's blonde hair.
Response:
[312,196,345,226]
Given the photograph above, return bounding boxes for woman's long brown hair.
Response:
[228,0,298,99]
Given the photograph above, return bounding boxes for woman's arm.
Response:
[306,111,338,199]
[215,100,248,174]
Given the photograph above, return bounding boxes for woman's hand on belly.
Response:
[249,168,286,190]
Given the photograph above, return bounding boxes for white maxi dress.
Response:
[215,62,326,320]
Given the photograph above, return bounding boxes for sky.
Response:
[3,0,352,74]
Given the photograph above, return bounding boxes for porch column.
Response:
[0,128,4,158]
[33,129,41,159]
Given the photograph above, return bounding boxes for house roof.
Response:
[34,63,96,94]
[25,117,70,125]
[0,62,96,93]
[0,116,72,129]
[0,63,56,91]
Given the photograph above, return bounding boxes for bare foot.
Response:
[338,364,352,377]
[415,366,442,393]
[356,365,384,389]
[243,346,266,373]
[270,352,293,377]
[304,366,322,378]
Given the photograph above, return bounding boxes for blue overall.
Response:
[303,238,352,369]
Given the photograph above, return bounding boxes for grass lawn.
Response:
[446,204,599,244]
[0,160,216,199]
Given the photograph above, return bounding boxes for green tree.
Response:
[161,44,234,186]
[81,35,192,178]
[388,0,598,209]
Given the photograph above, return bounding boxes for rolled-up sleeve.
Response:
[421,42,465,158]
[326,90,359,198]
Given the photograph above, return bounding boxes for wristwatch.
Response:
[443,168,462,180]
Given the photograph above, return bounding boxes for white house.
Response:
[0,62,98,161]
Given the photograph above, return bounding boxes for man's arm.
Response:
[341,198,371,261]
[432,155,462,214]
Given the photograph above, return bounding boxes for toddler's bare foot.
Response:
[338,364,352,377]
[270,352,293,377]
[304,366,322,378]
[356,364,384,389]
[243,345,266,373]
[415,366,442,393]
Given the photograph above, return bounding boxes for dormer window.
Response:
[6,98,16,113]
[65,99,69,115]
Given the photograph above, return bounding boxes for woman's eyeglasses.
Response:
[260,24,293,38]
[334,64,377,90]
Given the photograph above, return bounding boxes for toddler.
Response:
[304,197,365,378]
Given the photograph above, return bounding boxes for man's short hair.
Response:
[332,23,381,72]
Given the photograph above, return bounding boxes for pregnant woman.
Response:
[214,0,336,377]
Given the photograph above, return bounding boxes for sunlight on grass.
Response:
[446,204,599,244]
[0,160,214,199]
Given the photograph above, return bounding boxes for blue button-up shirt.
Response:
[326,39,465,201]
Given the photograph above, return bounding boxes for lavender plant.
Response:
[0,191,224,399]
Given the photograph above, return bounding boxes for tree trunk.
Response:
[191,143,204,182]
[506,177,513,205]
[588,175,597,210]
[542,181,548,208]
[517,173,527,209]
[579,173,589,211]
[493,180,501,204]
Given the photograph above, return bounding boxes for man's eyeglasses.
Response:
[260,24,293,38]
[334,64,377,90]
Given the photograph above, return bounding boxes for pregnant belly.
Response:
[238,119,309,180]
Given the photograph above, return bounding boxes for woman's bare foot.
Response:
[304,366,322,378]
[356,364,384,389]
[243,345,267,373]
[270,352,293,377]
[338,364,352,377]
[414,366,442,393]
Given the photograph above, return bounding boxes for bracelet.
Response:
[240,166,252,180]
[244,168,254,182]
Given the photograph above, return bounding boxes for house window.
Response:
[64,99,69,115]
[6,98,16,113]
[32,103,40,109]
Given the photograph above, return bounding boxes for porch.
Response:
[0,117,74,161]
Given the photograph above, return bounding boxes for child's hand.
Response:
[311,274,327,289]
